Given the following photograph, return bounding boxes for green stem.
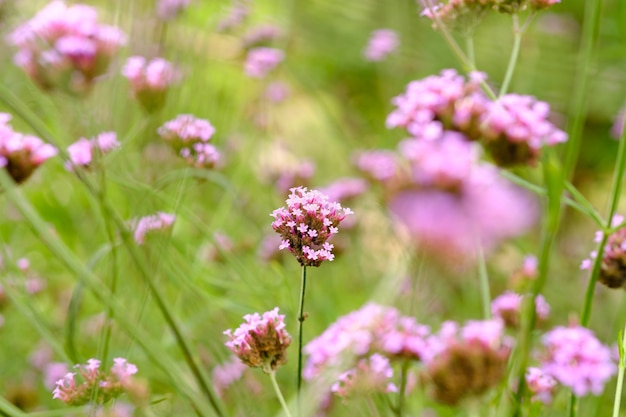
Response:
[269,371,294,417]
[477,245,491,319]
[0,396,26,417]
[465,36,475,69]
[397,360,410,417]
[297,265,308,413]
[498,14,522,97]
[612,326,626,417]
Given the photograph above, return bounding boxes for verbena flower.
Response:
[65,132,119,171]
[157,114,221,168]
[354,150,399,182]
[7,1,126,94]
[0,113,57,184]
[363,29,399,62]
[212,355,248,397]
[580,214,626,289]
[540,325,616,396]
[122,57,179,112]
[244,47,284,78]
[331,354,397,399]
[304,303,431,381]
[491,291,550,328]
[216,0,250,32]
[156,0,191,20]
[224,307,292,374]
[270,186,353,267]
[423,319,512,406]
[525,367,557,404]
[243,25,283,48]
[480,94,567,166]
[131,212,176,244]
[52,358,138,406]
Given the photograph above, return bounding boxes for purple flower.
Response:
[364,29,399,62]
[491,291,550,328]
[526,367,557,404]
[224,307,292,373]
[157,115,222,168]
[580,214,626,289]
[0,113,57,183]
[65,131,119,171]
[540,325,616,396]
[244,47,284,78]
[271,187,352,267]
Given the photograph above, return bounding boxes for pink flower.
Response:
[122,57,178,112]
[491,291,550,328]
[580,214,626,289]
[212,355,248,396]
[156,0,191,20]
[354,150,398,182]
[271,187,352,267]
[331,354,397,399]
[224,307,292,373]
[0,113,57,183]
[216,0,249,32]
[243,24,283,48]
[526,367,557,404]
[65,132,119,171]
[611,105,625,140]
[131,212,176,244]
[364,29,399,61]
[541,325,616,396]
[157,115,222,168]
[111,358,138,383]
[244,47,284,78]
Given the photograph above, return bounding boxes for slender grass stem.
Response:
[498,14,521,97]
[465,36,475,68]
[477,245,491,319]
[397,360,410,417]
[269,371,294,417]
[612,327,626,417]
[297,265,308,413]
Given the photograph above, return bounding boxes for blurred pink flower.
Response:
[244,47,284,78]
[131,212,176,244]
[65,132,119,171]
[331,354,397,399]
[526,367,557,404]
[212,355,248,396]
[122,57,179,112]
[364,29,399,61]
[157,114,222,168]
[156,0,191,20]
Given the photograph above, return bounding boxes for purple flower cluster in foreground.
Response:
[364,29,399,62]
[52,358,138,406]
[66,131,119,171]
[157,114,221,168]
[0,113,57,183]
[224,307,292,373]
[7,1,126,94]
[271,187,353,267]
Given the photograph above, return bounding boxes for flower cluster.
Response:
[244,47,284,79]
[131,212,176,244]
[539,325,616,397]
[580,215,626,289]
[0,113,57,184]
[8,1,126,94]
[122,57,178,112]
[386,69,567,166]
[216,0,250,32]
[423,319,512,405]
[270,187,353,267]
[363,29,399,62]
[331,354,397,399]
[304,303,432,381]
[243,25,283,48]
[491,291,550,328]
[525,367,557,404]
[156,0,191,21]
[65,132,119,171]
[157,114,221,168]
[52,358,138,406]
[224,307,292,373]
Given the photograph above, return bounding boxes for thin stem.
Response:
[612,327,626,417]
[465,36,475,69]
[477,245,491,319]
[297,265,308,413]
[269,371,294,417]
[498,14,522,97]
[397,360,410,417]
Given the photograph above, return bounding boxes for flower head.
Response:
[65,132,119,171]
[331,354,397,400]
[540,325,616,397]
[122,57,179,112]
[156,0,191,20]
[580,215,626,289]
[224,307,292,373]
[157,114,221,168]
[0,113,57,183]
[526,367,557,404]
[364,29,399,62]
[491,291,550,328]
[244,47,284,78]
[131,212,176,244]
[270,187,353,267]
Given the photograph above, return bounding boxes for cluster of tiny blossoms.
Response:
[363,29,399,62]
[581,215,626,289]
[490,291,550,328]
[386,69,567,166]
[122,57,179,112]
[7,1,126,94]
[270,187,353,267]
[65,132,119,171]
[224,307,292,374]
[157,114,221,168]
[538,325,616,397]
[244,47,284,79]
[52,358,137,406]
[131,212,176,245]
[331,354,397,399]
[0,113,57,184]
